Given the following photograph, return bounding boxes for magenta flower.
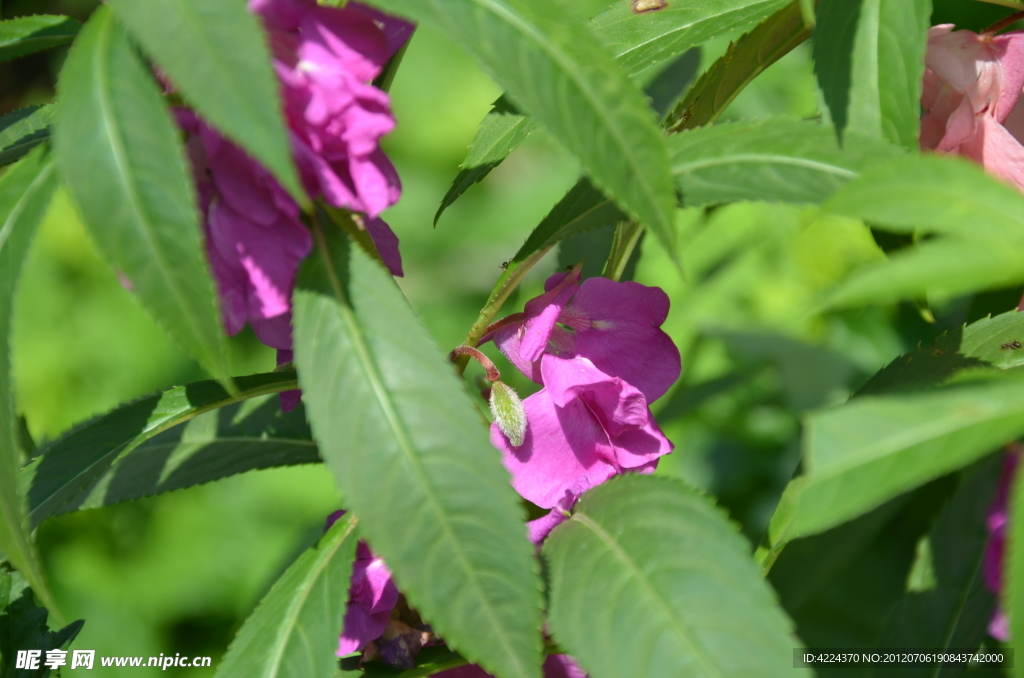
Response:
[490,357,672,511]
[984,449,1020,641]
[324,511,399,657]
[432,654,587,678]
[484,270,681,402]
[921,24,1024,191]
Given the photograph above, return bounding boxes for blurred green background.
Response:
[2,0,1019,674]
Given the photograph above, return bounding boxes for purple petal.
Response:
[365,216,403,277]
[540,357,648,435]
[527,492,577,545]
[277,349,301,412]
[520,269,580,362]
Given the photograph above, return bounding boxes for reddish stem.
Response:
[984,10,1024,35]
[449,345,501,382]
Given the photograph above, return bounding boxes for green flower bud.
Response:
[489,381,526,448]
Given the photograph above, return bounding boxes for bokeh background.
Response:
[1,0,1017,674]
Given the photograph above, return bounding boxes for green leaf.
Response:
[105,0,305,205]
[1007,450,1024,662]
[813,0,931,147]
[669,118,903,207]
[769,379,1024,548]
[53,8,232,386]
[22,372,300,529]
[545,475,804,678]
[435,0,792,223]
[0,15,78,64]
[293,225,542,678]
[0,105,53,168]
[215,512,359,678]
[873,457,1000,676]
[665,1,813,133]
[369,0,677,257]
[821,155,1024,307]
[0,567,83,678]
[0,148,58,610]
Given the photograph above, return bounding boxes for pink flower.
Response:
[432,654,587,678]
[490,357,672,511]
[984,449,1020,641]
[484,271,681,402]
[324,511,399,656]
[921,24,1024,191]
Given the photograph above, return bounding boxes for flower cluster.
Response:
[921,24,1024,191]
[483,268,680,542]
[178,0,410,362]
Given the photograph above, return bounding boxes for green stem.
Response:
[602,221,644,281]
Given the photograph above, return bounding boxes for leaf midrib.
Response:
[91,12,216,367]
[571,510,726,678]
[674,154,859,178]
[469,0,670,234]
[313,225,528,677]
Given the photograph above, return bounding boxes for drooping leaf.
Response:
[105,0,305,204]
[767,378,1024,551]
[435,0,791,223]
[821,155,1024,307]
[293,225,542,678]
[0,15,78,64]
[215,512,359,678]
[53,8,232,386]
[23,372,300,529]
[0,105,53,168]
[545,475,805,678]
[368,0,677,257]
[669,118,903,207]
[0,148,58,609]
[813,0,931,147]
[873,457,1000,676]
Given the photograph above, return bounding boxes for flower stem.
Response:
[984,8,1024,34]
[978,0,1024,12]
[449,345,501,382]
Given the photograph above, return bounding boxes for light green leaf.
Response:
[872,457,1000,676]
[23,372,300,529]
[813,0,931,147]
[0,147,58,611]
[1008,450,1024,666]
[0,105,53,167]
[368,0,677,257]
[669,118,903,206]
[293,225,542,678]
[0,15,79,64]
[545,475,804,678]
[768,379,1024,549]
[215,512,359,678]
[435,0,792,223]
[821,155,1024,307]
[106,0,305,205]
[53,8,232,386]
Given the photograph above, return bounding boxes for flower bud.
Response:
[489,381,527,448]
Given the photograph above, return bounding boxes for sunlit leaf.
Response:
[0,105,52,168]
[0,15,78,64]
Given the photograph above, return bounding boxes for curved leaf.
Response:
[669,118,903,206]
[368,0,677,257]
[23,371,300,529]
[105,0,305,204]
[545,475,803,678]
[0,105,53,168]
[0,15,79,64]
[0,147,58,609]
[53,8,232,386]
[215,512,359,678]
[293,225,542,678]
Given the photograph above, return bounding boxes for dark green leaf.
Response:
[1007,447,1024,657]
[545,475,804,678]
[0,567,83,678]
[873,458,1000,677]
[0,105,53,168]
[0,148,58,609]
[813,0,931,147]
[23,371,300,529]
[293,226,542,678]
[369,0,677,257]
[106,0,305,204]
[215,512,359,678]
[54,8,232,386]
[0,15,78,64]
[768,379,1024,548]
[669,118,903,207]
[435,0,791,223]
